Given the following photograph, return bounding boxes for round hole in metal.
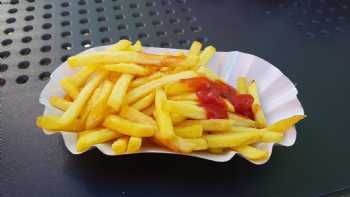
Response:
[1,39,13,46]
[17,61,30,69]
[61,31,71,37]
[82,40,92,48]
[41,45,52,52]
[39,72,51,81]
[41,34,52,40]
[0,64,8,72]
[24,15,34,21]
[23,25,34,32]
[62,43,72,50]
[22,36,32,43]
[0,51,10,59]
[20,48,31,56]
[16,75,29,84]
[4,28,15,35]
[40,58,52,66]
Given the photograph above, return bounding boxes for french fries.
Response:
[126,71,197,103]
[199,46,216,66]
[127,137,142,153]
[59,71,108,125]
[112,136,129,154]
[49,96,72,111]
[154,88,174,140]
[232,145,269,161]
[103,63,150,76]
[237,77,249,94]
[76,128,122,152]
[131,91,155,111]
[174,124,203,138]
[60,78,80,99]
[206,131,261,148]
[108,73,133,111]
[120,106,156,126]
[178,119,235,132]
[163,100,206,119]
[36,115,83,131]
[37,40,304,160]
[85,81,113,129]
[248,81,267,128]
[103,115,155,137]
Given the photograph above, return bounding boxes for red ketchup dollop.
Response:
[182,77,254,120]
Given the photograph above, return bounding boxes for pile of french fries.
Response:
[37,40,304,161]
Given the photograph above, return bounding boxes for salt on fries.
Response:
[37,40,305,161]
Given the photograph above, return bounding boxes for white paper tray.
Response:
[39,45,305,164]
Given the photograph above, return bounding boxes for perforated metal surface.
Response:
[1,0,350,197]
[0,0,204,91]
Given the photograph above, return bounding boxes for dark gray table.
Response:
[1,0,350,196]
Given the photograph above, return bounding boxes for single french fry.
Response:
[169,93,197,101]
[259,130,284,143]
[178,119,235,132]
[232,145,269,161]
[164,82,192,96]
[229,127,283,143]
[223,99,235,112]
[172,55,200,72]
[127,71,198,103]
[120,106,156,126]
[184,138,208,151]
[267,115,305,132]
[103,115,155,137]
[80,83,103,124]
[103,63,150,76]
[130,72,164,88]
[131,91,155,111]
[49,96,72,111]
[154,136,192,153]
[174,124,203,138]
[205,131,261,148]
[170,113,187,125]
[112,136,129,154]
[68,51,185,67]
[108,73,134,111]
[76,128,123,152]
[197,66,220,81]
[127,137,142,153]
[237,77,249,94]
[36,115,83,132]
[142,105,155,116]
[68,65,98,87]
[59,71,108,125]
[188,41,202,56]
[228,113,257,127]
[85,80,113,129]
[199,46,216,66]
[129,40,143,52]
[163,100,206,119]
[154,88,174,140]
[60,78,80,99]
[108,39,132,51]
[77,129,95,139]
[248,81,267,128]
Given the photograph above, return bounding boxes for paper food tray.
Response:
[39,45,304,164]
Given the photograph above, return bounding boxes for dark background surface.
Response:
[1,0,350,196]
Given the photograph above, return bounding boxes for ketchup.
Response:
[182,77,254,120]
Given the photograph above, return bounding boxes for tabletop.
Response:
[1,0,350,197]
